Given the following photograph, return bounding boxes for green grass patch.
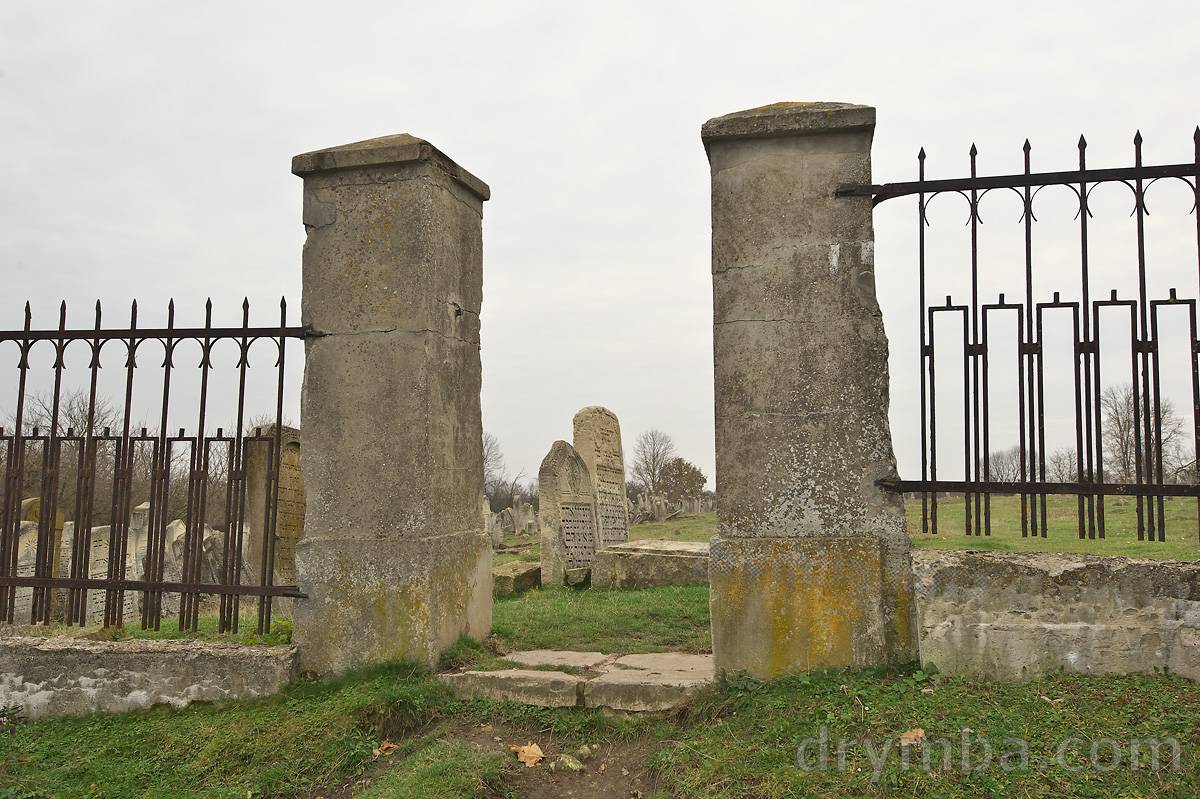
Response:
[492,585,711,654]
[654,664,1200,798]
[909,494,1200,561]
[0,662,446,799]
[4,660,1198,798]
[630,500,1200,560]
[29,614,293,647]
[630,512,717,543]
[355,738,507,799]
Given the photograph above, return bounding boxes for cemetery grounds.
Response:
[2,497,1199,798]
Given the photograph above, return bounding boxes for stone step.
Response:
[438,650,715,713]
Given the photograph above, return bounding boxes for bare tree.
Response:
[488,470,527,512]
[1047,447,1078,483]
[482,431,505,490]
[987,446,1021,482]
[1101,383,1186,483]
[631,429,676,495]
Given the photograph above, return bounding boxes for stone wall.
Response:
[913,550,1199,682]
[0,636,297,720]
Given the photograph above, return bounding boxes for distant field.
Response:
[629,499,1200,561]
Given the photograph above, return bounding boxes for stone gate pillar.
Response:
[701,103,917,678]
[291,134,492,674]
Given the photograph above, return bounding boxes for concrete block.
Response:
[438,669,582,708]
[591,539,709,589]
[492,560,541,598]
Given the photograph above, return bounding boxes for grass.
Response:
[629,501,1200,561]
[354,739,506,799]
[491,585,711,654]
[654,665,1200,798]
[23,614,293,647]
[909,493,1200,560]
[630,512,717,543]
[0,661,447,799]
[3,659,1197,798]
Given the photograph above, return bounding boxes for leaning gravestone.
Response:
[572,407,629,549]
[538,441,598,587]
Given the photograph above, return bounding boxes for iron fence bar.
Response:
[1129,135,1153,542]
[2,308,32,622]
[1194,128,1200,542]
[108,301,138,628]
[1078,136,1098,539]
[1021,144,1041,538]
[969,144,983,537]
[918,149,930,535]
[836,161,1198,204]
[259,299,290,635]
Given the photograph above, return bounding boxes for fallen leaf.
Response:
[511,741,544,767]
[481,724,493,732]
[372,740,397,758]
[899,728,926,747]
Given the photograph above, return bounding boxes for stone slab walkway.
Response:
[439,650,714,712]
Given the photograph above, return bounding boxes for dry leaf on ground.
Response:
[372,740,397,758]
[510,741,544,767]
[898,728,926,747]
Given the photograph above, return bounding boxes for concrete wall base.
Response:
[913,550,1200,682]
[293,530,492,674]
[710,535,915,678]
[0,637,297,720]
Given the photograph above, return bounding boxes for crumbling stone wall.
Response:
[913,550,1199,682]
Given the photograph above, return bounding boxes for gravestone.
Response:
[482,494,503,548]
[10,521,40,622]
[245,426,304,586]
[55,522,139,626]
[20,497,66,620]
[537,441,598,587]
[571,407,629,549]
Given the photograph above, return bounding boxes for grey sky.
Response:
[1,1,1197,486]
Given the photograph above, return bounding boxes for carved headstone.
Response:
[571,407,629,549]
[245,426,304,586]
[53,522,138,626]
[537,441,597,587]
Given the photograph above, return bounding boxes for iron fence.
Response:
[0,298,305,633]
[838,129,1200,541]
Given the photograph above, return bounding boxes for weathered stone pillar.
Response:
[291,134,492,674]
[702,103,917,678]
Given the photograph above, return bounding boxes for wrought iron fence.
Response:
[838,129,1200,541]
[0,298,305,633]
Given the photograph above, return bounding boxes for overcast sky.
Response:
[1,1,1197,488]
